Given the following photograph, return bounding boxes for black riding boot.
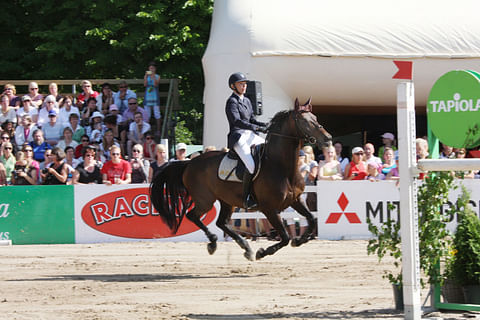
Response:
[242,171,257,209]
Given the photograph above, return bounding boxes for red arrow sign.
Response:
[392,61,413,80]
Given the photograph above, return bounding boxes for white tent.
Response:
[202,0,480,148]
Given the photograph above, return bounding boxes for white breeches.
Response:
[233,130,265,174]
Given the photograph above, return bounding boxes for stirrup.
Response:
[244,194,257,210]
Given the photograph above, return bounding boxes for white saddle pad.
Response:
[218,155,242,182]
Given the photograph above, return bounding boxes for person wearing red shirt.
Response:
[76,80,99,109]
[101,145,131,185]
[344,146,367,180]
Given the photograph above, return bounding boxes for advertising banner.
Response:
[0,186,75,244]
[74,184,223,243]
[316,180,480,240]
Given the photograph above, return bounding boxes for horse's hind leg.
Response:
[255,210,289,260]
[186,207,218,255]
[216,201,254,261]
[289,198,316,247]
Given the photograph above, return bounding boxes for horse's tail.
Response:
[150,161,192,232]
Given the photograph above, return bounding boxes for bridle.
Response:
[266,111,319,145]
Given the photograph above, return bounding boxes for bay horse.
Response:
[150,98,332,260]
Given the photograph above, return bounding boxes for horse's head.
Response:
[293,97,332,146]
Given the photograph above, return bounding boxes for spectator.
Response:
[56,127,79,151]
[172,142,189,161]
[27,82,43,108]
[439,143,455,159]
[107,104,123,124]
[72,145,103,184]
[41,147,68,185]
[104,113,126,156]
[58,95,80,126]
[15,115,37,146]
[99,129,120,161]
[454,148,475,179]
[380,147,396,175]
[38,148,53,182]
[0,162,5,185]
[74,135,90,159]
[96,83,115,115]
[16,95,38,123]
[416,138,429,160]
[48,82,63,104]
[11,151,37,185]
[113,81,137,114]
[3,84,21,108]
[333,141,349,174]
[0,95,17,126]
[1,121,16,147]
[66,113,85,143]
[76,80,99,109]
[0,141,15,184]
[43,110,63,146]
[64,146,80,168]
[148,143,168,183]
[127,111,151,158]
[143,132,156,162]
[29,129,52,162]
[101,145,132,185]
[364,143,382,166]
[130,144,150,184]
[37,95,59,128]
[317,145,342,181]
[344,146,367,180]
[81,97,99,127]
[286,150,309,238]
[386,156,400,180]
[22,144,40,183]
[204,146,217,153]
[89,112,105,143]
[366,162,384,181]
[378,132,397,160]
[123,98,149,124]
[303,145,318,211]
[144,61,162,134]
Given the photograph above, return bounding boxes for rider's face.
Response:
[234,81,247,95]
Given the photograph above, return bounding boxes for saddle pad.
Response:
[218,156,242,182]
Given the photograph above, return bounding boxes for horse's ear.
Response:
[294,98,299,111]
[304,97,312,112]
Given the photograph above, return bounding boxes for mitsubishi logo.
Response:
[326,192,361,224]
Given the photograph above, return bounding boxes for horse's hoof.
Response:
[244,250,254,261]
[255,248,265,260]
[207,242,217,255]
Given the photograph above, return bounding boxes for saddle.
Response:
[218,144,264,182]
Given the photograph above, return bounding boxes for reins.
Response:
[265,111,318,145]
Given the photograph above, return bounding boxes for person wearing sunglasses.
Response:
[76,80,99,109]
[143,132,156,162]
[344,146,367,180]
[11,151,37,185]
[27,82,43,108]
[101,145,131,185]
[16,95,39,124]
[72,145,102,184]
[129,144,150,184]
[113,81,137,114]
[0,95,17,127]
[0,142,15,184]
[3,84,21,108]
[40,147,68,185]
[22,145,40,182]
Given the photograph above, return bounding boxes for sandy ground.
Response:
[0,240,475,320]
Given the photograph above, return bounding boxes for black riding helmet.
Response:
[228,72,248,89]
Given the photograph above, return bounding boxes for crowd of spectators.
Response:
[0,75,174,186]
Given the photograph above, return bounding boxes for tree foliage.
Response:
[1,0,213,143]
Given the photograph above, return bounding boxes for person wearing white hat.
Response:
[344,147,367,180]
[37,95,60,128]
[378,132,397,160]
[16,95,39,123]
[172,142,189,161]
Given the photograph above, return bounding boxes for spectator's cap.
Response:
[381,132,395,140]
[90,111,104,121]
[48,109,57,117]
[352,146,364,154]
[22,95,32,101]
[176,142,187,151]
[109,104,118,111]
[299,150,305,156]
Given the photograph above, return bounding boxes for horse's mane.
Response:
[267,109,293,131]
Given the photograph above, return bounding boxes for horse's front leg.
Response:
[289,197,316,247]
[255,209,289,260]
[186,207,218,254]
[216,201,254,261]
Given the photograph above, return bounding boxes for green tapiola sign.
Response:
[427,70,480,148]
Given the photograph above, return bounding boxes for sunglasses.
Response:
[81,139,89,142]
[354,152,364,155]
[5,88,12,91]
[4,147,12,150]
[129,102,137,105]
[1,136,9,140]
[146,137,153,140]
[29,88,38,90]
[111,153,121,156]
[85,154,95,158]
[119,86,127,89]
[132,150,140,153]
[24,149,33,152]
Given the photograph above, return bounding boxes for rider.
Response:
[225,72,268,209]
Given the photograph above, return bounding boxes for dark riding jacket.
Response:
[225,93,266,149]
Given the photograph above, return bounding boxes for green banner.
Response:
[0,186,75,244]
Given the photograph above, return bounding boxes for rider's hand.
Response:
[256,126,268,133]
